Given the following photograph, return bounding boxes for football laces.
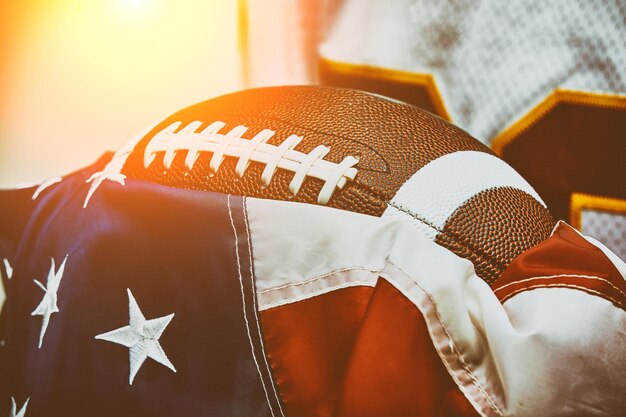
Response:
[144,121,360,204]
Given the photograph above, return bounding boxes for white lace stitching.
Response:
[144,121,360,204]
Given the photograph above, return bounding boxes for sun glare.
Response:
[122,0,148,13]
[0,0,242,187]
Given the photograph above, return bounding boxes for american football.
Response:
[3,3,625,416]
[93,85,555,284]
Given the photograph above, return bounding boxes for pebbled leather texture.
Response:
[121,86,555,283]
[122,86,489,216]
[436,187,555,285]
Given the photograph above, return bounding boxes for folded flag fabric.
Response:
[1,155,625,417]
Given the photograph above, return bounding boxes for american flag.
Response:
[1,155,625,417]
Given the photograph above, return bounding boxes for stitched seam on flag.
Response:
[500,284,625,310]
[387,260,504,416]
[257,266,383,294]
[227,195,276,417]
[259,279,377,311]
[552,221,626,281]
[242,197,286,417]
[380,267,497,416]
[493,274,626,299]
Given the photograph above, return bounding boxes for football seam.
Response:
[387,200,444,234]
[386,200,505,277]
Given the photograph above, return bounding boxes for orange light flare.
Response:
[0,0,242,187]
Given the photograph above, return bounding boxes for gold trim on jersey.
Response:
[318,58,452,121]
[492,89,626,155]
[570,193,626,231]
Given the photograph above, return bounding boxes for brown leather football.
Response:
[89,86,554,284]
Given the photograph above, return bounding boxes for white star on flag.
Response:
[84,171,126,208]
[3,258,13,279]
[95,289,176,385]
[31,255,68,349]
[31,176,62,200]
[9,397,29,417]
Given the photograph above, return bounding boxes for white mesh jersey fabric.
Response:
[582,209,626,261]
[320,0,626,142]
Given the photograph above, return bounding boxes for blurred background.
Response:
[0,0,241,187]
[0,0,624,258]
